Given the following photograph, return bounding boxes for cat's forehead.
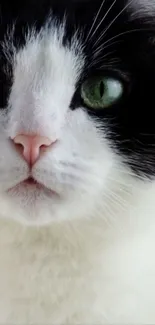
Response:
[12,22,84,93]
[0,0,154,74]
[0,0,153,41]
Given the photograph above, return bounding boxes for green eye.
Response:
[81,76,123,109]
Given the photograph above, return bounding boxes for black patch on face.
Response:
[72,0,155,179]
[1,0,155,178]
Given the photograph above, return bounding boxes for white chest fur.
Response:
[1,184,155,325]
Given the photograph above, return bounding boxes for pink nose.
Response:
[13,134,53,165]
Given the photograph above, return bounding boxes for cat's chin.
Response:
[7,177,58,198]
[2,176,68,225]
[3,175,94,226]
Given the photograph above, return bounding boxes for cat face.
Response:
[0,0,154,225]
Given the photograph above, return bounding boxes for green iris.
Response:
[81,76,123,109]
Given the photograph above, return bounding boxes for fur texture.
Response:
[0,0,155,323]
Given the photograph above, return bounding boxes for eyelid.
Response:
[81,68,131,86]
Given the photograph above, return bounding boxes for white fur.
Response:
[0,20,155,323]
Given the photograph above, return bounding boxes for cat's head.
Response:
[0,0,154,225]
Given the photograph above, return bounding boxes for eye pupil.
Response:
[81,76,123,110]
[99,81,104,98]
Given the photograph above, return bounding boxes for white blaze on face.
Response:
[7,21,84,139]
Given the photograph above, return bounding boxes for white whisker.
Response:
[85,0,106,42]
[88,50,118,68]
[114,166,146,181]
[96,191,127,228]
[93,28,150,56]
[93,0,135,48]
[89,0,117,43]
[99,59,120,68]
[93,39,121,58]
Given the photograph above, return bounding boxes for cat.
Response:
[0,0,155,323]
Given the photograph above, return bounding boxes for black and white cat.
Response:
[0,0,155,323]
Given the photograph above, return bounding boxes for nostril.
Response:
[11,134,56,165]
[40,143,52,153]
[13,141,25,156]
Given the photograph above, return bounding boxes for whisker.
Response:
[85,0,106,43]
[96,191,128,228]
[93,39,121,58]
[99,59,120,66]
[109,190,128,206]
[53,164,105,183]
[88,50,118,68]
[96,59,121,70]
[114,166,146,181]
[89,0,117,43]
[95,201,117,227]
[93,0,135,48]
[94,49,117,60]
[93,27,151,55]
